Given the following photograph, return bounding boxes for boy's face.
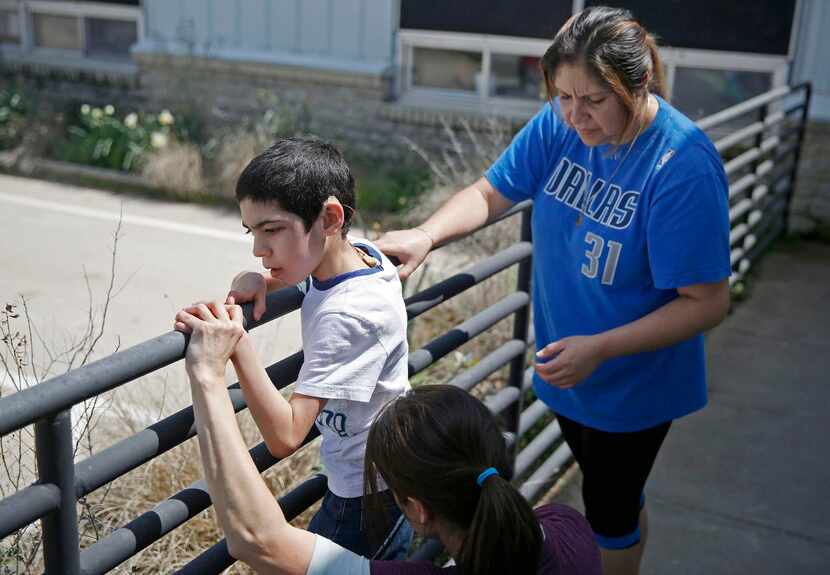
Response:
[240,199,324,285]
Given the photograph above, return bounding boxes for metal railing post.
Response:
[504,207,533,465]
[784,83,812,232]
[35,410,81,575]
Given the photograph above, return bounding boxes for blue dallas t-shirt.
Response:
[486,96,731,432]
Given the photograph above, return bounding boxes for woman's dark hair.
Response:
[365,385,542,575]
[235,136,355,235]
[541,6,666,139]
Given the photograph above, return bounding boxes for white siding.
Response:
[269,0,298,52]
[332,0,364,60]
[138,0,393,75]
[240,0,270,52]
[792,0,830,121]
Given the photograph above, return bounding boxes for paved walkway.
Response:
[557,238,830,574]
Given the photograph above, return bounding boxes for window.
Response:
[489,54,543,100]
[670,67,772,120]
[397,6,792,120]
[86,17,137,58]
[399,30,549,116]
[33,13,82,51]
[20,1,142,61]
[0,9,20,44]
[413,48,481,92]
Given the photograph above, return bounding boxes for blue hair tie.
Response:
[476,467,499,487]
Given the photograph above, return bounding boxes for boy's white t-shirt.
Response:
[295,238,410,498]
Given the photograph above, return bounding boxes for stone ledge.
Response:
[134,52,389,94]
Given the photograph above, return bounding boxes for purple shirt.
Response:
[370,504,601,574]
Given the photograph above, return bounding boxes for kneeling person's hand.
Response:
[176,301,245,384]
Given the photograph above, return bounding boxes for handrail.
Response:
[697,83,805,131]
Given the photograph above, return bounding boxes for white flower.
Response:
[124,113,138,129]
[104,105,115,116]
[91,108,103,120]
[150,132,168,149]
[80,104,91,115]
[158,110,174,126]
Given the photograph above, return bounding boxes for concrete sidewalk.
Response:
[557,238,830,574]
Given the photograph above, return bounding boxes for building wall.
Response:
[138,0,397,77]
[790,0,830,236]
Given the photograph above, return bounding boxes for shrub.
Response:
[353,162,431,214]
[0,89,28,151]
[52,105,193,173]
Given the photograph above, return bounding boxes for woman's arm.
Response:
[376,177,514,279]
[231,334,326,458]
[179,302,315,575]
[535,279,730,388]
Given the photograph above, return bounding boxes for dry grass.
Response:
[141,142,206,198]
[75,406,321,574]
[211,132,261,200]
[396,115,525,401]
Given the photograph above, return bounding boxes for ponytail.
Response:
[645,33,667,98]
[365,385,544,573]
[458,473,542,575]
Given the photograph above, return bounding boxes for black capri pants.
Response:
[556,413,671,550]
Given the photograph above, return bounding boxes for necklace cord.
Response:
[579,118,646,225]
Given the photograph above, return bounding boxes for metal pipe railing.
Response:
[35,410,81,574]
[0,288,304,437]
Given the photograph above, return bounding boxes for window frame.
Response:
[396,0,798,120]
[12,0,143,63]
[0,1,23,47]
[661,47,789,104]
[398,28,550,117]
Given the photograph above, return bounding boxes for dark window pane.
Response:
[0,10,20,44]
[671,68,772,120]
[413,48,481,92]
[490,55,543,100]
[86,18,137,58]
[401,0,571,40]
[586,0,795,55]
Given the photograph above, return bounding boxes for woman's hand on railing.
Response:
[175,301,245,385]
[375,228,434,280]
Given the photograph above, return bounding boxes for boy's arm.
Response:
[227,271,292,321]
[231,333,326,458]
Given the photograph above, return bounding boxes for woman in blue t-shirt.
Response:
[178,299,601,574]
[377,7,731,575]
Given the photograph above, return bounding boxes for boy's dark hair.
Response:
[235,136,356,235]
[365,385,542,575]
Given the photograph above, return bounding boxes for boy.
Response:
[179,137,411,558]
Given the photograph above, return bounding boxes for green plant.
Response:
[354,163,431,214]
[0,90,28,151]
[53,105,193,173]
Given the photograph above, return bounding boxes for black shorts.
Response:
[556,413,671,550]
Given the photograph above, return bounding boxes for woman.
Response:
[178,300,601,574]
[376,7,731,575]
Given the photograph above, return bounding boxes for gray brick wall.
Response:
[792,121,830,237]
[133,52,507,165]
